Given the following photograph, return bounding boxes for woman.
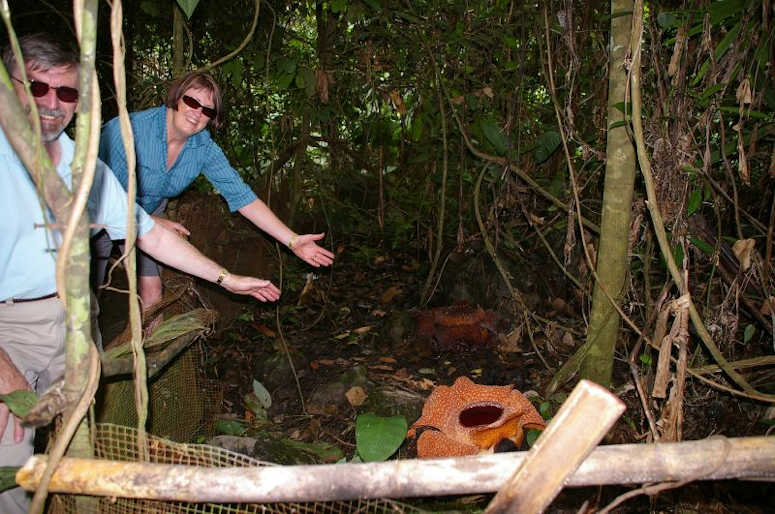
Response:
[94,71,334,311]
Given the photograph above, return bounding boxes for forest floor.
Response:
[100,244,774,513]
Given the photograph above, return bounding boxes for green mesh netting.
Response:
[49,423,425,514]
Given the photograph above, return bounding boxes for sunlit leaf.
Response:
[355,413,407,462]
[525,428,543,447]
[0,390,37,418]
[0,467,18,493]
[176,0,200,19]
[215,419,247,436]
[252,379,272,409]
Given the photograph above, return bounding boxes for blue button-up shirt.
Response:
[0,128,155,300]
[99,106,257,214]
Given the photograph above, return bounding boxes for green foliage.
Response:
[525,428,542,447]
[0,468,18,493]
[355,413,407,462]
[0,390,37,418]
[480,118,508,155]
[534,130,561,164]
[215,418,248,436]
[176,0,200,19]
[743,324,756,344]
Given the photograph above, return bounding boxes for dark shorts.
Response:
[91,201,166,286]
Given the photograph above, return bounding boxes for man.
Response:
[0,33,281,512]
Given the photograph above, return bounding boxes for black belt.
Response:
[2,292,58,304]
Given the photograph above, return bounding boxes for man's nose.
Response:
[37,88,60,109]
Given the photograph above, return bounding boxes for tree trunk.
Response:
[580,0,636,386]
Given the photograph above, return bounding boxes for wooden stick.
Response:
[485,380,625,514]
[17,436,775,504]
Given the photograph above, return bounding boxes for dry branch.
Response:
[17,436,775,504]
[486,380,625,514]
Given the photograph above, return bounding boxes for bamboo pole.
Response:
[485,380,625,513]
[17,436,775,504]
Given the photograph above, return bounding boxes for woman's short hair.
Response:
[165,71,224,129]
[2,33,79,75]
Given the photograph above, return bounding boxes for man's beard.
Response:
[30,106,67,142]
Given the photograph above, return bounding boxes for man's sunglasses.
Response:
[12,77,79,103]
[181,95,216,119]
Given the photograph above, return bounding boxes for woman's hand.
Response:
[290,233,335,268]
[221,273,281,302]
[152,216,191,237]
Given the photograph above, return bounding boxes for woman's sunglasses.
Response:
[181,95,216,119]
[12,77,79,103]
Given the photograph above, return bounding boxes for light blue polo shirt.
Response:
[99,106,257,214]
[0,128,155,300]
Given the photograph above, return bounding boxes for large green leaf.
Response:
[355,413,407,462]
[480,118,507,155]
[176,0,200,19]
[0,390,37,418]
[0,467,18,493]
[534,130,561,164]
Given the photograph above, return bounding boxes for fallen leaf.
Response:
[369,365,394,371]
[401,259,420,272]
[379,356,397,364]
[333,331,351,340]
[381,286,403,304]
[732,239,755,271]
[761,297,775,316]
[250,322,276,338]
[354,325,373,335]
[345,386,368,407]
[371,309,387,317]
[317,359,336,366]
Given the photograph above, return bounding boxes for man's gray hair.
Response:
[2,33,78,74]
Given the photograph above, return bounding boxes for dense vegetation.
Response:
[4,0,775,510]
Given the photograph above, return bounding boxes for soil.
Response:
[97,233,774,513]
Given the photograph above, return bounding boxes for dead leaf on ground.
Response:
[354,325,373,335]
[732,239,755,271]
[250,322,276,338]
[379,356,397,364]
[381,286,403,304]
[760,297,775,316]
[345,386,368,407]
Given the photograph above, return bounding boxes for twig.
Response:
[28,344,100,513]
[628,1,774,401]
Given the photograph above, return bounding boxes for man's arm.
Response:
[0,348,31,444]
[137,224,281,302]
